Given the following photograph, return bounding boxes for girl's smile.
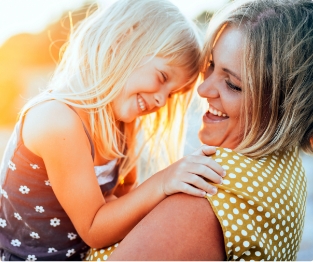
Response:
[137,94,147,112]
[112,56,189,123]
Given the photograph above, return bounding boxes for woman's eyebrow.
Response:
[211,51,241,82]
[223,68,241,82]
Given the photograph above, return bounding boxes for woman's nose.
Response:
[197,76,219,98]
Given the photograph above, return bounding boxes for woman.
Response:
[101,0,312,260]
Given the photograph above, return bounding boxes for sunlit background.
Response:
[0,0,312,260]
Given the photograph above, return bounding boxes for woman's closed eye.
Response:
[225,79,242,92]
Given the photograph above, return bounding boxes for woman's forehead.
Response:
[212,27,244,78]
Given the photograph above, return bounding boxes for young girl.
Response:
[0,0,225,260]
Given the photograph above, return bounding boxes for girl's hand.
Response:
[158,145,225,197]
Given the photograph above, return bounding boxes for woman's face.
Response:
[198,26,246,149]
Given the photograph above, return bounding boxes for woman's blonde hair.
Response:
[21,0,202,177]
[201,0,313,157]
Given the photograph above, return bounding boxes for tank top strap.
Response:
[65,105,95,161]
[18,103,95,162]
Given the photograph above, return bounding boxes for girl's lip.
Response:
[137,94,148,112]
[203,111,229,123]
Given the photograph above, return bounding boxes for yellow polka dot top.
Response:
[206,147,307,261]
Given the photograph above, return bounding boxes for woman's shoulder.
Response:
[207,147,306,261]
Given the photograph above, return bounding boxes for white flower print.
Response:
[67,232,77,240]
[1,188,8,199]
[48,247,57,253]
[0,218,7,228]
[30,164,40,169]
[26,255,37,261]
[19,185,30,194]
[14,212,22,220]
[11,239,21,247]
[66,249,76,257]
[34,206,45,213]
[30,232,40,239]
[8,160,16,171]
[50,218,60,227]
[44,180,51,186]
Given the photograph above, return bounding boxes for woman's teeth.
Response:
[208,106,227,117]
[137,95,146,111]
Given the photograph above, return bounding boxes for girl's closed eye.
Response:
[225,79,242,92]
[160,71,168,82]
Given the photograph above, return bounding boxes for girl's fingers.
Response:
[188,156,226,183]
[191,144,216,157]
[178,182,208,198]
[189,146,225,178]
[183,173,218,195]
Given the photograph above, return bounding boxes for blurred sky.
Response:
[0,0,228,47]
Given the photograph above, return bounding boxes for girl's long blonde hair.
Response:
[21,0,202,177]
[201,0,313,157]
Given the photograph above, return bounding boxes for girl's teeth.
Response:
[138,95,146,111]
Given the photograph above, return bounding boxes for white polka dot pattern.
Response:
[206,147,307,261]
[85,243,119,261]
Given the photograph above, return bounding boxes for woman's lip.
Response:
[203,111,229,123]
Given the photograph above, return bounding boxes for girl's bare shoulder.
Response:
[22,100,89,157]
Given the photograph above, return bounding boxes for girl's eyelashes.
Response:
[225,80,242,92]
[160,71,168,82]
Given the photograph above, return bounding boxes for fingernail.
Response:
[222,171,226,177]
[201,191,207,197]
[220,178,224,185]
[205,193,212,197]
[211,187,217,195]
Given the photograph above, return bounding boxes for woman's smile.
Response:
[198,26,245,149]
[204,104,229,121]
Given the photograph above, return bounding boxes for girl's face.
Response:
[112,56,189,123]
[198,26,246,149]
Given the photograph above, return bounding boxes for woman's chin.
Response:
[198,129,218,147]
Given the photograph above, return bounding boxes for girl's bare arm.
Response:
[23,101,224,248]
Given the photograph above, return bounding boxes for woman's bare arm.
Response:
[109,193,226,261]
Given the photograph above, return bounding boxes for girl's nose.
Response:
[197,76,219,98]
[154,93,166,107]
